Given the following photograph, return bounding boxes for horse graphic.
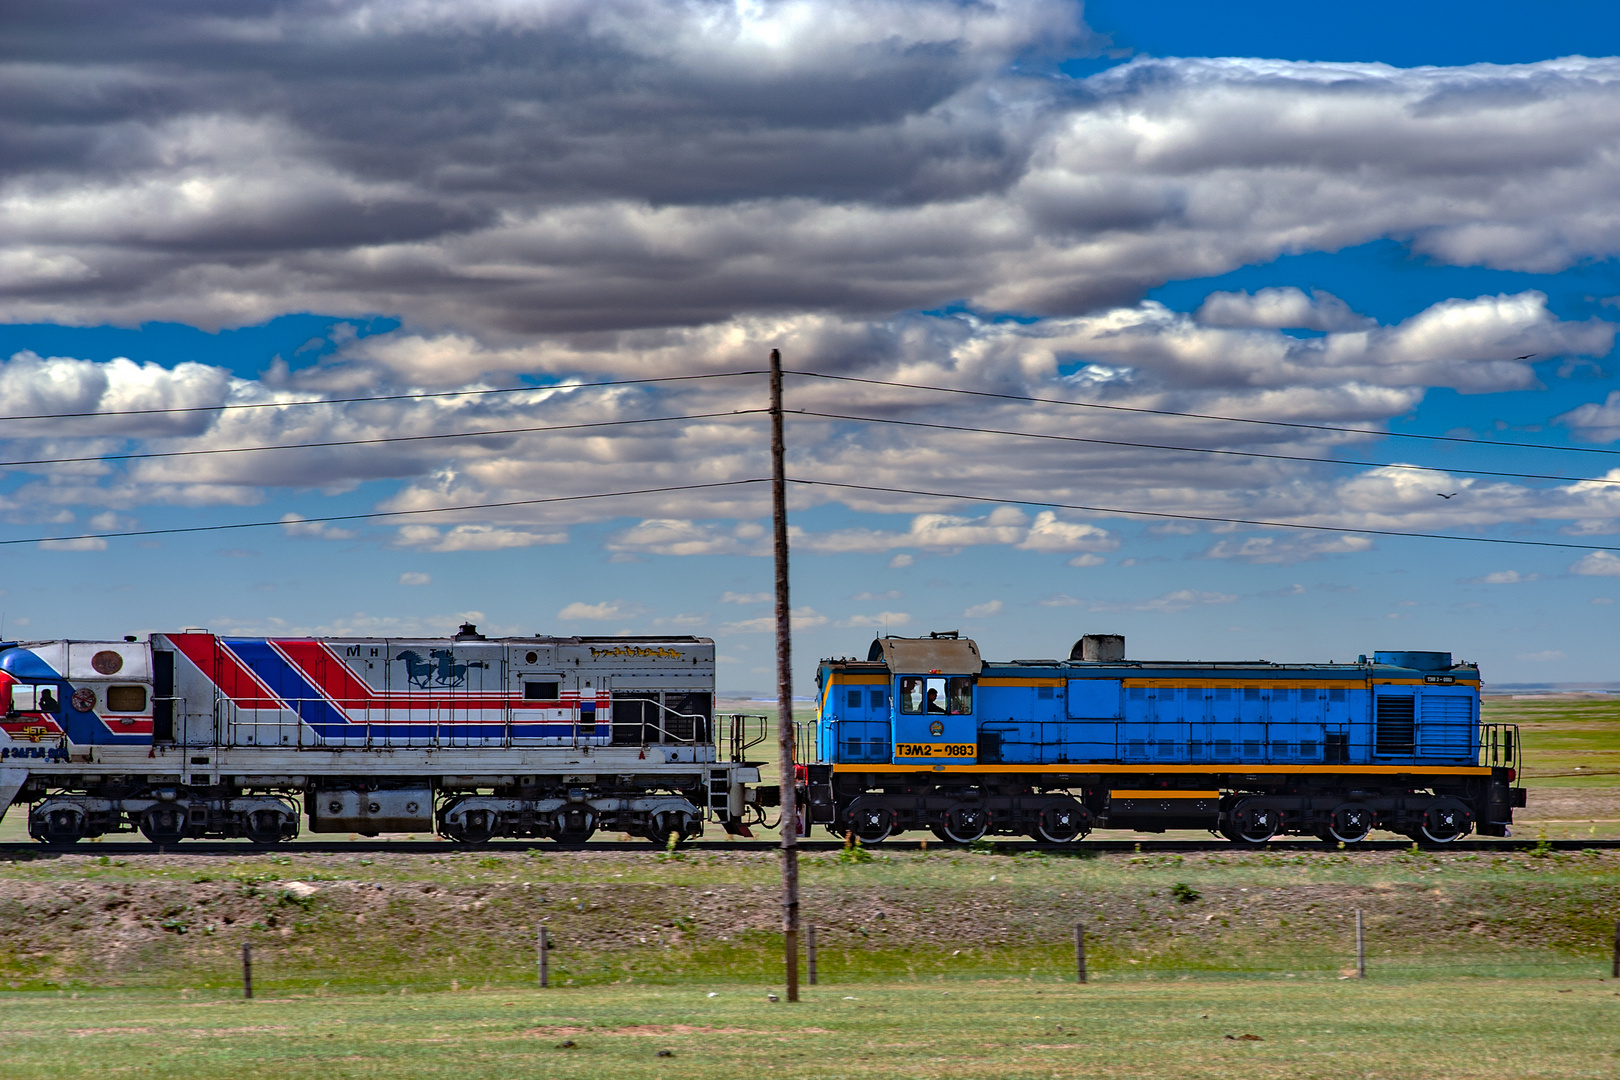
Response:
[395,649,487,689]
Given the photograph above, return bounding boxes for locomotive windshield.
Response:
[899,676,973,715]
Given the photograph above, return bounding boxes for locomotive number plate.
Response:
[894,742,977,759]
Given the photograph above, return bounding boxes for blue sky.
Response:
[4,1,1620,688]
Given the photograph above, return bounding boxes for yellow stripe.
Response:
[1111,789,1220,799]
[827,675,891,686]
[831,763,1491,776]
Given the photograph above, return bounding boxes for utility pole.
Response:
[770,346,800,1003]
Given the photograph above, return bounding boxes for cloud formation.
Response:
[3,3,1620,567]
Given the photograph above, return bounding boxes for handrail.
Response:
[1480,722,1520,773]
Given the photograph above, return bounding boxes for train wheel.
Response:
[244,809,288,846]
[34,807,85,847]
[458,808,496,845]
[845,805,893,845]
[550,807,597,848]
[939,805,988,844]
[646,811,697,848]
[140,804,188,845]
[1228,802,1277,845]
[1328,804,1374,845]
[1035,803,1088,844]
[1418,801,1469,846]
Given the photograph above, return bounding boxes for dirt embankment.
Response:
[3,849,1616,988]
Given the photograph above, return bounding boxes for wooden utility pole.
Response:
[770,347,800,1003]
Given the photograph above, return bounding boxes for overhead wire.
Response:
[0,369,767,424]
[788,478,1620,553]
[0,479,769,549]
[796,409,1620,487]
[786,370,1620,458]
[0,409,765,469]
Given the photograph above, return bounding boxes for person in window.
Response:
[926,688,946,714]
[37,689,57,712]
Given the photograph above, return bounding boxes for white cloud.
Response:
[1557,391,1620,442]
[851,590,902,601]
[720,591,771,604]
[280,513,360,541]
[836,611,912,629]
[1459,570,1541,584]
[720,607,829,634]
[1015,512,1117,553]
[1516,650,1567,663]
[1592,597,1615,605]
[1037,593,1081,607]
[393,524,567,552]
[963,600,1003,618]
[1067,553,1105,568]
[398,571,431,586]
[1203,534,1375,564]
[559,600,647,621]
[1093,589,1238,614]
[888,554,915,569]
[609,520,768,557]
[1571,551,1620,577]
[37,536,107,551]
[1196,287,1376,332]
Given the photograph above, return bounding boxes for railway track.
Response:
[2,837,1616,856]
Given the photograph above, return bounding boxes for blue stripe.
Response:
[225,638,351,735]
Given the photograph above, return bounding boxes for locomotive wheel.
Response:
[1227,803,1277,845]
[845,805,894,845]
[550,807,597,848]
[456,808,496,845]
[1418,801,1469,846]
[646,811,697,848]
[139,804,188,845]
[939,805,988,844]
[244,809,288,846]
[1035,803,1088,844]
[35,807,85,847]
[1328,804,1374,845]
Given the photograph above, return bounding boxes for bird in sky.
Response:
[1436,492,1457,499]
[1513,353,1536,361]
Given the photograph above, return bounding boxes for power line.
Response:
[0,410,764,470]
[0,369,767,424]
[798,409,1619,487]
[5,479,768,549]
[787,370,1620,458]
[790,478,1620,553]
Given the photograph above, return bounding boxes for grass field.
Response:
[4,975,1619,1079]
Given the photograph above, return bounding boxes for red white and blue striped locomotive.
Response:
[804,634,1523,845]
[0,625,759,846]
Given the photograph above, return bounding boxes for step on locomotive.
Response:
[802,633,1524,846]
[0,625,761,846]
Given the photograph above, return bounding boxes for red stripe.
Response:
[167,634,282,710]
[275,639,375,711]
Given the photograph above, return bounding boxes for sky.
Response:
[4,0,1620,690]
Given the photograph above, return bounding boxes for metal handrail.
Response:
[1481,722,1521,771]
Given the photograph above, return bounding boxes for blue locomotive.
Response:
[804,633,1522,845]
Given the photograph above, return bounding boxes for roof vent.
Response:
[1070,634,1125,662]
[453,622,487,641]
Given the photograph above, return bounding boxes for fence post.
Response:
[1355,909,1365,979]
[538,925,549,988]
[1075,924,1087,984]
[807,925,818,986]
[1612,921,1619,980]
[242,942,252,1000]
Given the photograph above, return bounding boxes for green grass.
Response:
[3,976,1619,1079]
[1486,695,1620,786]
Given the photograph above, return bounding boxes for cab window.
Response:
[948,676,973,715]
[106,685,148,712]
[899,677,925,714]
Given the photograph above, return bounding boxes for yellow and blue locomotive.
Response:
[807,633,1521,845]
